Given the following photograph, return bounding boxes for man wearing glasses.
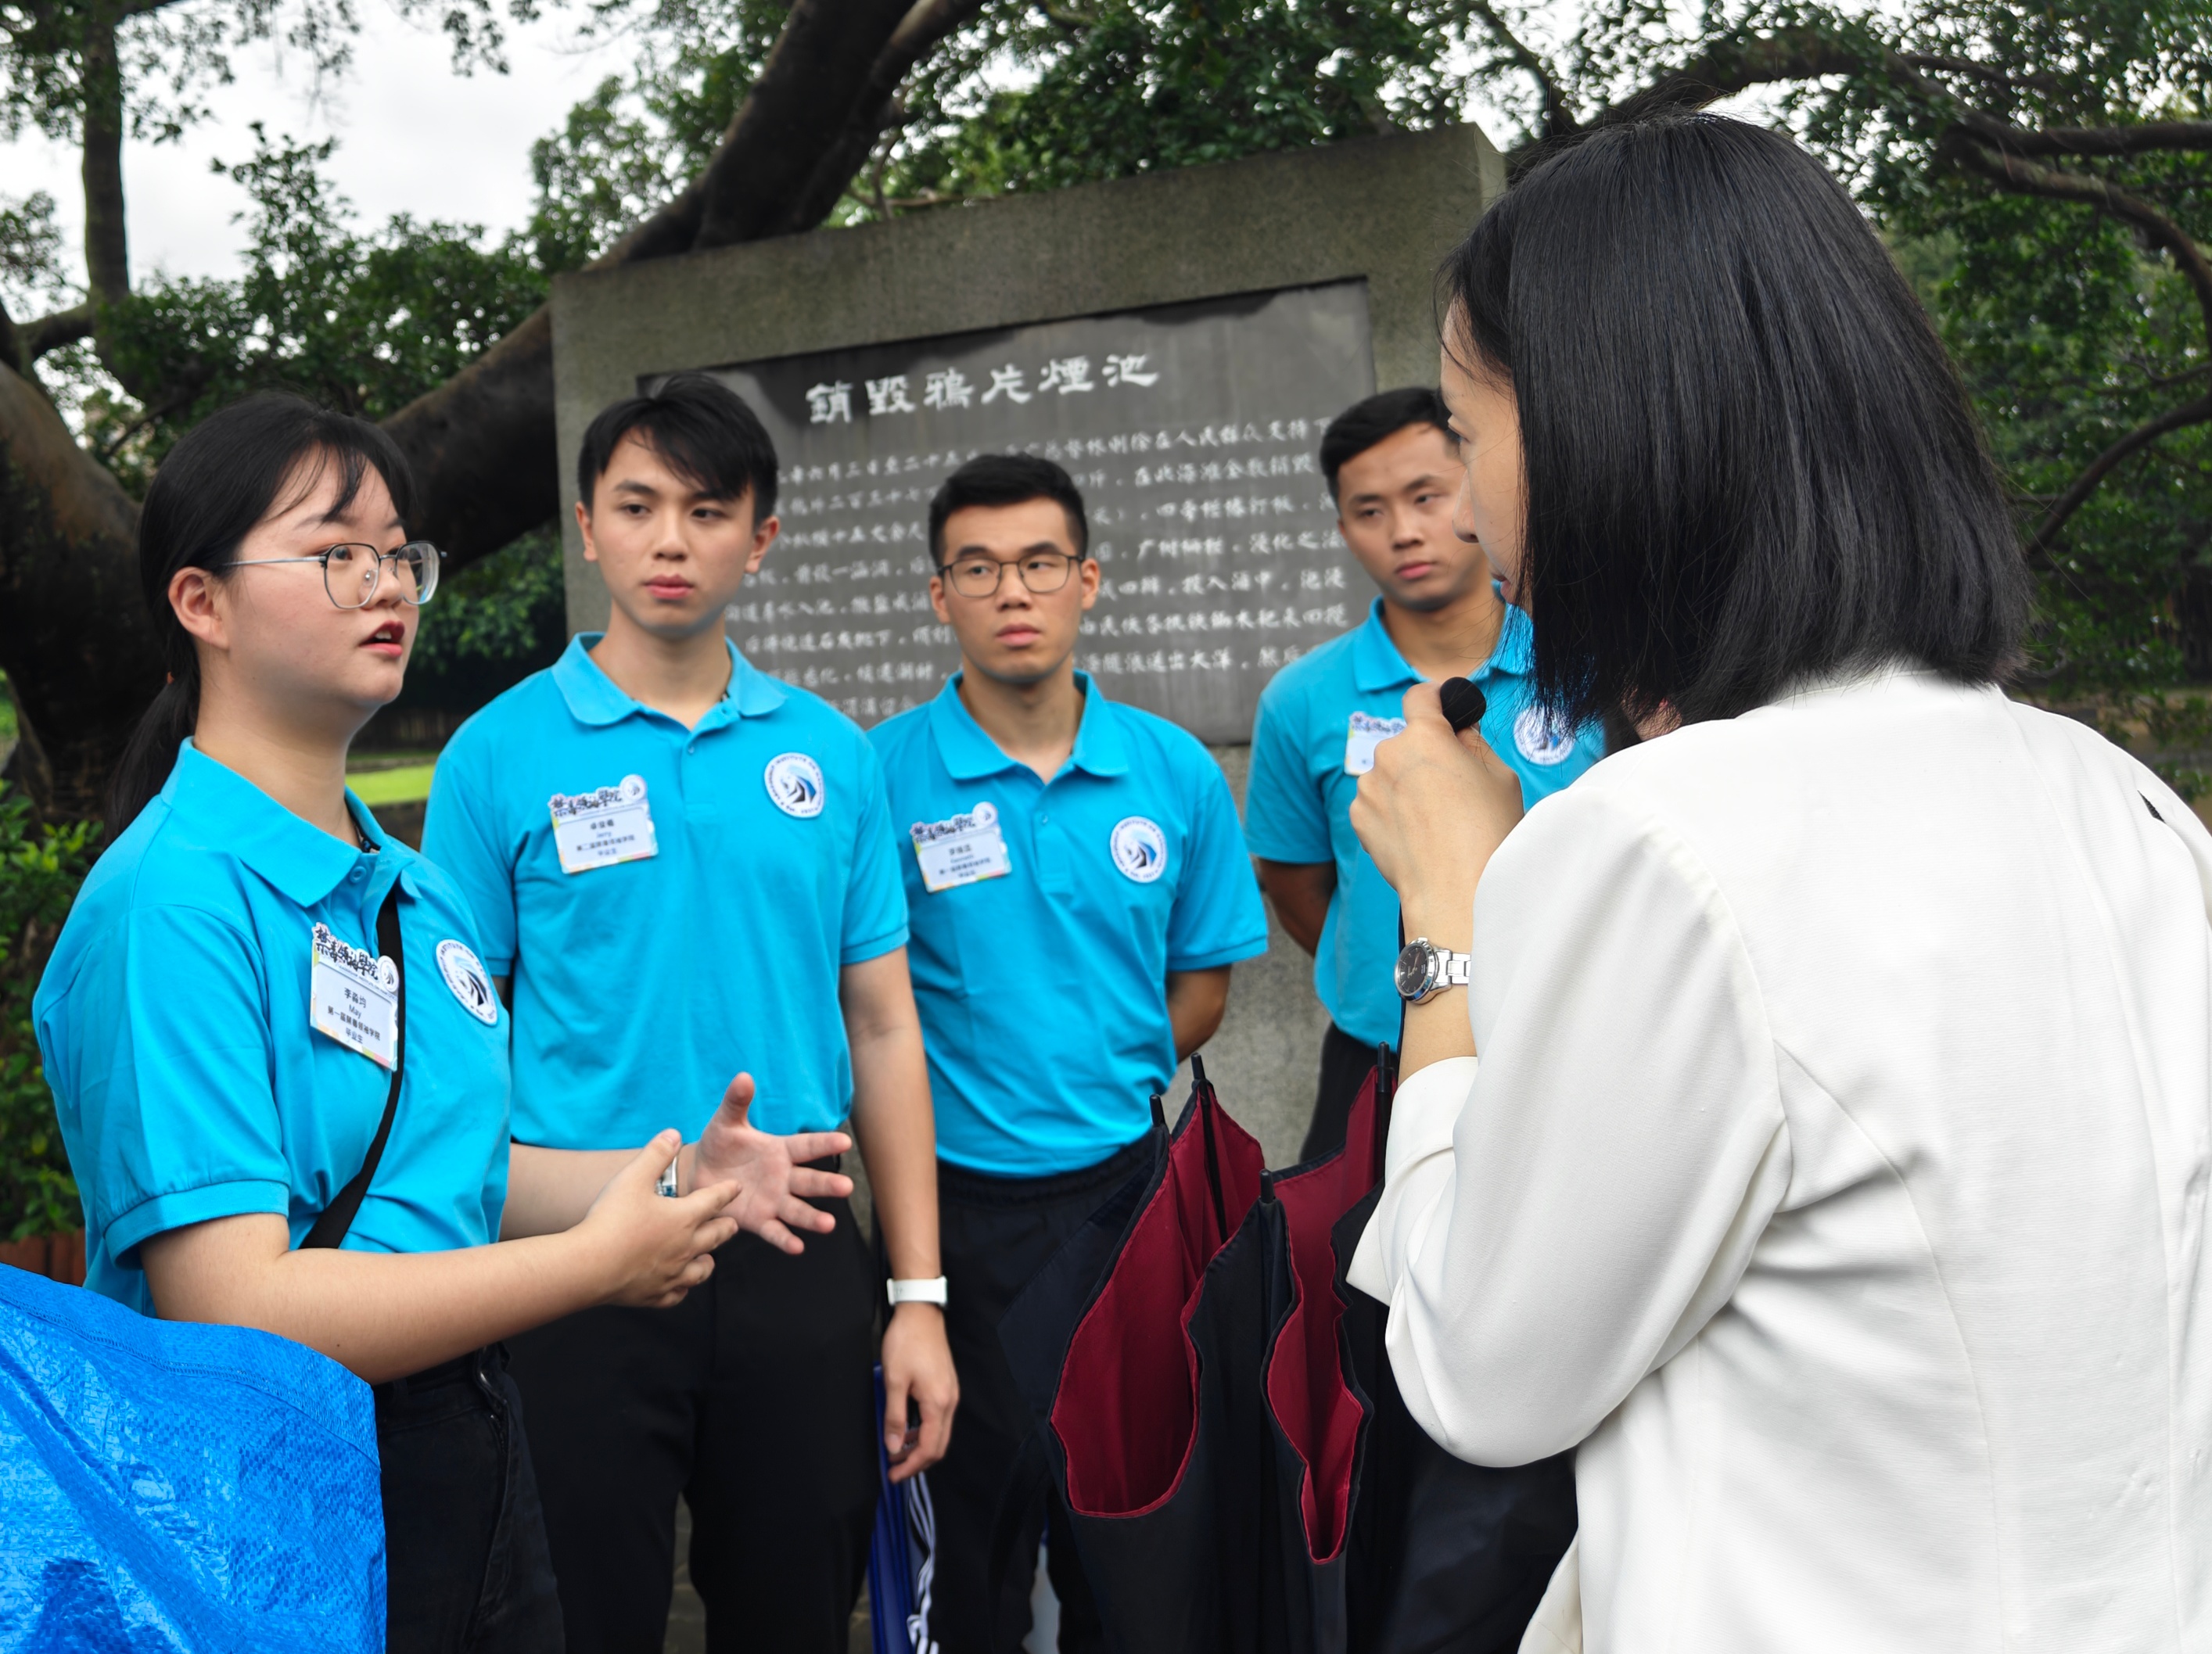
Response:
[870,454,1269,1653]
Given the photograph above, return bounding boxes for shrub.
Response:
[0,786,94,1241]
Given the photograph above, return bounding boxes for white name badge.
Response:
[311,923,398,1068]
[911,801,1012,893]
[549,775,659,874]
[1344,712,1407,776]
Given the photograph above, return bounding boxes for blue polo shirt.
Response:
[1244,598,1603,1048]
[423,634,908,1148]
[34,742,512,1315]
[870,674,1269,1177]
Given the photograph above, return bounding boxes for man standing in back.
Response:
[1244,388,1604,1160]
[870,454,1269,1652]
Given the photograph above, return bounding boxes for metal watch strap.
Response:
[886,1276,949,1307]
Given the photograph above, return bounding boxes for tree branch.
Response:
[78,15,129,307]
[1465,0,1577,139]
[1942,134,2212,349]
[1996,120,2212,158]
[1571,27,1869,135]
[22,302,94,361]
[773,0,991,235]
[383,0,950,564]
[2028,392,2212,554]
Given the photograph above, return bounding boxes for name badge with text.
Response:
[911,802,1012,893]
[1344,712,1407,777]
[311,923,398,1068]
[550,775,659,874]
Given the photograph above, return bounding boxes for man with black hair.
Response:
[869,453,1269,1653]
[422,373,959,1654]
[1243,387,1605,1160]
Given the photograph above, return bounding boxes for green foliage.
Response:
[0,188,68,318]
[70,128,548,488]
[879,1,1490,208]
[1760,0,2212,698]
[399,524,566,699]
[526,0,783,267]
[0,785,93,1242]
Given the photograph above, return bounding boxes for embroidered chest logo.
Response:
[764,753,826,818]
[1109,816,1169,884]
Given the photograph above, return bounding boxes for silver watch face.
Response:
[1395,939,1435,1000]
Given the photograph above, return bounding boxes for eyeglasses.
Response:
[228,541,443,609]
[938,551,1082,599]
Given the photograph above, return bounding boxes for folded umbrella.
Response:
[1001,1057,1273,1654]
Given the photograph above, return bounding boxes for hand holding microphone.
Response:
[1348,676,1527,941]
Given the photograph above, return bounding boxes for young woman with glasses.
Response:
[32,392,856,1652]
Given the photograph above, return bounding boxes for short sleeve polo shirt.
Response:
[423,634,908,1148]
[870,674,1269,1177]
[1244,598,1604,1048]
[33,741,513,1315]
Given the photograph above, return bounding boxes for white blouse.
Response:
[1349,669,2212,1652]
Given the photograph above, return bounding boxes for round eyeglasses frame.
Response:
[938,550,1082,599]
[226,541,443,609]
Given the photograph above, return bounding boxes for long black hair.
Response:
[1441,114,2029,727]
[107,393,418,835]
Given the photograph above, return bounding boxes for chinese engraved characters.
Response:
[708,282,1374,741]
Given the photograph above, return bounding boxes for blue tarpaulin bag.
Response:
[0,1262,383,1652]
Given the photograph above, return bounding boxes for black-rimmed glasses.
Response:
[939,551,1081,598]
[228,541,443,609]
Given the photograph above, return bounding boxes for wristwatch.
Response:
[887,1276,949,1307]
[1395,937,1472,1005]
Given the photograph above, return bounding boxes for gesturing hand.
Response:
[686,1072,855,1255]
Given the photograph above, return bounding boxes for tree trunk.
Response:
[79,14,131,309]
[0,364,156,820]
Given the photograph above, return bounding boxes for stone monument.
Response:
[551,122,1503,1162]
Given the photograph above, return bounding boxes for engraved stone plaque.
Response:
[691,280,1376,740]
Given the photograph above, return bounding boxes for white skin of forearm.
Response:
[841,946,961,1482]
[1168,964,1233,1061]
[140,1131,742,1384]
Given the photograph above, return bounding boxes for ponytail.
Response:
[106,675,201,839]
[102,393,418,841]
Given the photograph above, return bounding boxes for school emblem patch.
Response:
[1513,705,1577,766]
[1109,816,1169,884]
[436,940,499,1026]
[764,752,826,818]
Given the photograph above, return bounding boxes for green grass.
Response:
[349,762,436,806]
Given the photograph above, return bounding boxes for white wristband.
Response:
[887,1276,948,1307]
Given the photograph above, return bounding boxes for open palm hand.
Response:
[688,1073,853,1254]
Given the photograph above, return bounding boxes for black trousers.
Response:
[375,1344,565,1654]
[1299,1021,1384,1163]
[505,1186,879,1654]
[930,1136,1156,1654]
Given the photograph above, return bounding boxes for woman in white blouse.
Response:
[1346,115,2212,1652]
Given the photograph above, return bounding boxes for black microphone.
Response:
[1438,676,1487,734]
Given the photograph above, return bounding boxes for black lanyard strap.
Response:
[301,881,408,1250]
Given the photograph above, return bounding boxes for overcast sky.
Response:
[4,5,641,289]
[2,7,1718,301]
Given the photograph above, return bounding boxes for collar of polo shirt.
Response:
[925,670,1131,782]
[1348,594,1533,694]
[550,633,788,729]
[165,740,416,909]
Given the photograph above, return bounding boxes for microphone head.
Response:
[1438,677,1488,734]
